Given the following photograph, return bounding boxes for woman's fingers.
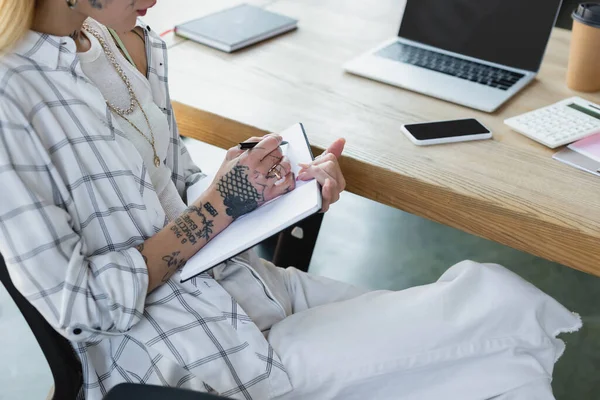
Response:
[298,161,341,185]
[241,134,284,174]
[256,147,284,175]
[297,163,335,183]
[241,136,268,144]
[299,150,332,168]
[299,138,344,166]
[247,134,283,160]
[226,136,267,161]
[265,156,292,181]
[264,170,296,200]
[299,153,345,190]
[326,138,346,159]
[297,165,341,211]
[320,178,340,213]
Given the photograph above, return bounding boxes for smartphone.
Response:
[401,118,492,146]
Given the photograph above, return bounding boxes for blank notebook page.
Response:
[180,123,320,281]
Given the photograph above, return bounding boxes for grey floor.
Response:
[2,190,600,399]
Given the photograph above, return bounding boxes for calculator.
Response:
[504,97,600,149]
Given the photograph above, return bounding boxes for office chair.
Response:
[0,253,83,400]
[272,213,324,272]
[105,383,231,399]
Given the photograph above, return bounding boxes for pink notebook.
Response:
[568,133,600,162]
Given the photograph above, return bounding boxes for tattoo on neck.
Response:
[203,202,219,217]
[88,0,104,9]
[216,165,264,219]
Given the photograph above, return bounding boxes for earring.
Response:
[66,0,78,9]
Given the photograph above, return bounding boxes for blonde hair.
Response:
[0,0,36,52]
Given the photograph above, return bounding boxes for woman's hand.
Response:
[297,138,347,212]
[210,134,296,220]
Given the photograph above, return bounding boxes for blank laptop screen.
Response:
[398,0,563,72]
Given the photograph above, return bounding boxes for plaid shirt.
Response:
[0,20,292,399]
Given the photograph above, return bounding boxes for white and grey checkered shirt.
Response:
[0,20,292,399]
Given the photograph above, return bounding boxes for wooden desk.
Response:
[146,0,600,276]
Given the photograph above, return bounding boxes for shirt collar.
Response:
[11,18,151,71]
[12,30,76,70]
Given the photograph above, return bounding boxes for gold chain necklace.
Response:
[82,23,161,168]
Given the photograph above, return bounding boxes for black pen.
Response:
[239,141,288,150]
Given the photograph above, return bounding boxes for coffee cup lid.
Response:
[573,2,600,28]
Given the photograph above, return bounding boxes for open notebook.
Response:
[180,123,321,282]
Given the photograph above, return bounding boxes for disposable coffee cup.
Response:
[567,3,600,92]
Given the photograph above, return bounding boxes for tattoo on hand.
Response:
[135,243,148,265]
[203,202,219,217]
[216,165,264,219]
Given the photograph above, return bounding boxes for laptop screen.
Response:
[398,0,563,72]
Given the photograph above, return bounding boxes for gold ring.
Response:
[268,164,282,180]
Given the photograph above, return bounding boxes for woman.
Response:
[0,1,582,399]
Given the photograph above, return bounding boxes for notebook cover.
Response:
[175,4,297,50]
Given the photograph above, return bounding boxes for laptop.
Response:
[344,0,564,112]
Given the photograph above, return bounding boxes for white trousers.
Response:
[214,253,581,400]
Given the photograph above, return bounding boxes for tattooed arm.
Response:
[136,134,296,292]
[135,189,230,292]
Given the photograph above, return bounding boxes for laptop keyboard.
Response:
[376,42,525,91]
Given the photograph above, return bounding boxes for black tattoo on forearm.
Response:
[216,165,264,219]
[170,224,185,243]
[161,251,186,282]
[135,243,148,264]
[171,205,215,245]
[172,215,199,245]
[203,202,219,217]
[186,205,215,241]
[162,251,185,268]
